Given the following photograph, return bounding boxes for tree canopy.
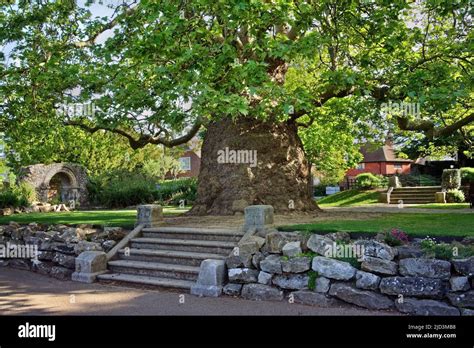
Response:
[0,0,472,167]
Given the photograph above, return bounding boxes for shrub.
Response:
[355,173,383,190]
[399,174,440,187]
[313,185,326,197]
[12,182,37,204]
[88,173,197,208]
[441,169,461,190]
[384,228,409,246]
[446,189,465,203]
[420,239,474,260]
[0,181,36,209]
[88,172,157,208]
[155,178,197,205]
[0,191,20,208]
[460,167,474,184]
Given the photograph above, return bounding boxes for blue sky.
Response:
[1,0,116,64]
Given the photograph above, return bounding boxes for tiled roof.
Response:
[360,144,412,163]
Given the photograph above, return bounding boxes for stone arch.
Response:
[19,163,89,205]
[43,166,79,189]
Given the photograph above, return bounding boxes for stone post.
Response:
[72,251,107,283]
[388,176,401,188]
[243,205,274,233]
[435,192,446,204]
[136,204,163,227]
[379,192,390,204]
[190,259,227,297]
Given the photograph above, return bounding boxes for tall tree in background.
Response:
[0,0,472,215]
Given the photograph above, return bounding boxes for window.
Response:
[179,157,191,171]
[356,163,365,170]
[394,163,403,170]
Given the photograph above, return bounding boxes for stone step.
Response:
[117,248,226,266]
[392,187,440,192]
[142,227,244,242]
[97,273,195,290]
[130,238,235,254]
[108,260,199,281]
[391,194,436,199]
[389,199,437,204]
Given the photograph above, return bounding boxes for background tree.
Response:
[1,0,472,215]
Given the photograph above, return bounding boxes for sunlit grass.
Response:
[280,213,474,237]
[316,189,380,207]
[0,206,191,228]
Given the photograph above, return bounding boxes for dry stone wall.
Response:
[223,231,474,316]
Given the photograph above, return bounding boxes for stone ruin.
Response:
[19,163,89,206]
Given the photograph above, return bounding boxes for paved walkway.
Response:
[0,268,397,316]
[323,204,474,214]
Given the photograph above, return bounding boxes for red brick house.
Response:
[345,143,412,183]
[176,149,201,178]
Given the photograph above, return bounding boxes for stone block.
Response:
[243,205,274,232]
[195,259,226,286]
[191,259,227,297]
[136,204,163,227]
[329,283,393,310]
[71,251,107,283]
[311,256,356,280]
[396,298,460,316]
[292,291,341,307]
[223,283,243,296]
[435,192,446,204]
[228,268,258,283]
[282,241,302,257]
[241,284,283,301]
[258,271,272,285]
[399,258,451,280]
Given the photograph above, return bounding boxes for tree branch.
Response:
[397,111,474,139]
[65,118,202,149]
[290,85,389,122]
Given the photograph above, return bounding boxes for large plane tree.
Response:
[1,0,472,215]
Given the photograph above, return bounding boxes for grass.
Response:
[316,189,380,207]
[279,213,474,237]
[0,206,190,228]
[408,203,470,209]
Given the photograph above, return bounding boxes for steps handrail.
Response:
[107,224,145,261]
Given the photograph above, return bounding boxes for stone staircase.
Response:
[389,186,441,204]
[97,227,244,291]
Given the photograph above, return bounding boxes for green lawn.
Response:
[408,203,470,209]
[279,213,474,237]
[316,189,380,207]
[0,206,190,228]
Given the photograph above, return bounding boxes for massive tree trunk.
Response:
[189,117,320,215]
